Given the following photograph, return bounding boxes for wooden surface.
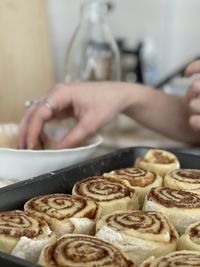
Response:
[0,0,54,122]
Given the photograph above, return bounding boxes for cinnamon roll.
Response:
[72,176,139,217]
[38,234,135,267]
[96,210,178,266]
[143,187,200,234]
[104,167,162,207]
[140,250,200,267]
[178,221,200,251]
[164,169,200,194]
[24,193,101,237]
[0,210,54,263]
[135,149,180,177]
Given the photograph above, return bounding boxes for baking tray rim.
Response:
[0,145,199,194]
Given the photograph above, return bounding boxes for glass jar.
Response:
[64,0,120,82]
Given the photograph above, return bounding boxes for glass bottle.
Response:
[63,0,121,148]
[64,0,120,82]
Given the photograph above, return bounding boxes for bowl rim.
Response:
[0,134,103,154]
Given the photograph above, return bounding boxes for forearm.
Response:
[122,83,200,145]
[18,80,200,149]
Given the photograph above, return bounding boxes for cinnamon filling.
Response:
[26,194,98,220]
[147,187,200,208]
[109,168,156,187]
[74,176,135,202]
[44,235,134,266]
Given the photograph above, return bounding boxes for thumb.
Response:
[55,117,98,149]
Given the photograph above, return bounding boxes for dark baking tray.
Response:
[0,146,200,267]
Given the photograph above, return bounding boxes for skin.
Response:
[19,81,200,149]
[185,60,200,131]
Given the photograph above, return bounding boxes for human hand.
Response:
[19,82,132,149]
[185,60,200,131]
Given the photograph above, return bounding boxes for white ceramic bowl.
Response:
[0,124,103,181]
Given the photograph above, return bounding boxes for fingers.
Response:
[19,84,75,149]
[189,97,200,114]
[185,60,200,77]
[19,82,116,149]
[25,105,54,149]
[19,104,53,149]
[56,124,88,149]
[19,105,38,149]
[184,61,200,132]
[56,115,99,149]
[189,115,200,131]
[186,79,200,133]
[186,80,200,102]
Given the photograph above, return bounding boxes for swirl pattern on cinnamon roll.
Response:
[72,176,139,216]
[140,250,200,267]
[96,210,178,265]
[164,169,200,194]
[104,167,162,207]
[143,187,200,234]
[0,210,54,263]
[135,149,180,177]
[24,194,101,237]
[178,221,200,251]
[38,234,135,267]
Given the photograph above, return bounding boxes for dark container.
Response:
[0,146,199,267]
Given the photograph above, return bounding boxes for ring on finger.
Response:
[24,98,56,113]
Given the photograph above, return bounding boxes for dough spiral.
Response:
[164,169,200,194]
[104,167,162,206]
[25,193,101,237]
[38,234,135,267]
[72,176,139,216]
[178,221,200,251]
[140,250,200,267]
[135,149,180,177]
[0,210,54,263]
[143,187,200,234]
[96,210,178,265]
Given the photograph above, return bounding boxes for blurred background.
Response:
[1,0,200,149]
[48,0,200,83]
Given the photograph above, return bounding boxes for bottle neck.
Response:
[80,1,107,24]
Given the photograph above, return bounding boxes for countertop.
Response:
[94,121,198,156]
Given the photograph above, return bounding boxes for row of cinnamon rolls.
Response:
[1,148,200,266]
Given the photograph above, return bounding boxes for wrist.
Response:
[120,83,150,116]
